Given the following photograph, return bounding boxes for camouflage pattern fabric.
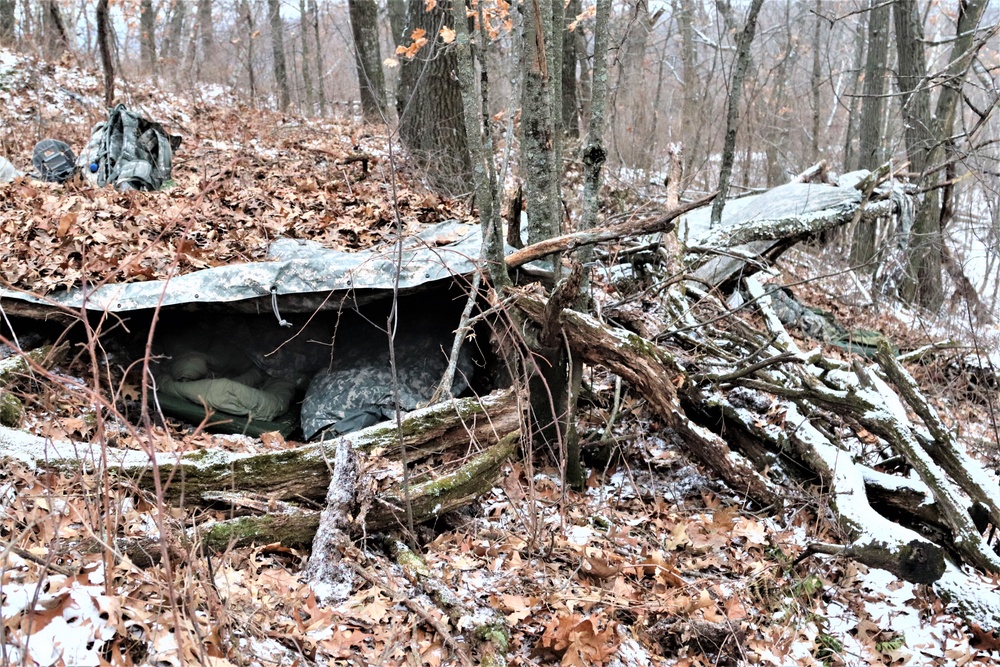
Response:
[301,333,473,439]
[3,220,486,312]
[77,105,180,192]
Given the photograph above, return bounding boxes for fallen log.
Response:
[682,181,898,287]
[0,389,522,528]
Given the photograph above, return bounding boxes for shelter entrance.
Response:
[136,282,488,440]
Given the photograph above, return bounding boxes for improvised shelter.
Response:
[0,220,496,440]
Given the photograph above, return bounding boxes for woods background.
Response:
[1,0,998,316]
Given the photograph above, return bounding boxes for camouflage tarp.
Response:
[0,220,494,439]
[0,220,484,313]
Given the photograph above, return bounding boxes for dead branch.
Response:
[512,290,783,508]
[504,192,716,269]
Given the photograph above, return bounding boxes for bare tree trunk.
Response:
[96,0,114,107]
[765,11,795,188]
[564,0,613,490]
[676,0,697,184]
[162,0,186,63]
[267,0,290,110]
[241,0,257,102]
[451,0,505,288]
[709,0,764,227]
[197,0,213,69]
[810,0,823,161]
[140,0,156,74]
[840,9,866,172]
[560,0,580,138]
[932,0,988,234]
[892,0,941,309]
[387,0,406,46]
[397,0,470,193]
[574,7,591,133]
[855,0,888,171]
[348,0,386,122]
[850,0,890,270]
[521,0,558,254]
[43,0,68,57]
[0,0,12,47]
[308,0,326,116]
[300,0,314,113]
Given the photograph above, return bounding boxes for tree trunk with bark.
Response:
[348,0,386,122]
[709,0,764,227]
[43,0,68,58]
[810,0,823,162]
[300,0,314,113]
[140,0,157,74]
[241,0,257,102]
[520,0,570,455]
[96,0,114,107]
[451,0,506,288]
[840,9,867,172]
[850,0,890,270]
[562,0,614,489]
[397,0,470,193]
[388,0,406,47]
[163,0,186,63]
[892,0,941,308]
[560,0,581,138]
[676,0,697,185]
[196,0,213,70]
[267,0,290,111]
[308,0,326,116]
[0,0,14,47]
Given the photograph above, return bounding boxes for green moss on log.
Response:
[200,512,321,550]
[0,392,22,427]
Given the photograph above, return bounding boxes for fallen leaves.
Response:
[538,614,620,667]
[0,105,473,295]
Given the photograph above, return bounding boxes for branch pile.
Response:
[512,182,1000,633]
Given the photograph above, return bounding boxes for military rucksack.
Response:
[79,105,181,191]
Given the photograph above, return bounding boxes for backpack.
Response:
[79,105,181,191]
[32,139,76,183]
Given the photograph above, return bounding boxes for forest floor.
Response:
[2,49,1000,667]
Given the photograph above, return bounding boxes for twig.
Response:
[10,545,77,576]
[431,271,482,404]
[693,351,802,384]
[347,561,474,667]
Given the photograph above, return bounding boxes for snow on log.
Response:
[0,389,522,531]
[305,439,359,604]
[875,341,1000,531]
[681,182,895,287]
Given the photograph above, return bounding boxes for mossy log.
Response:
[0,391,22,427]
[0,345,56,385]
[196,432,520,550]
[0,388,520,505]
